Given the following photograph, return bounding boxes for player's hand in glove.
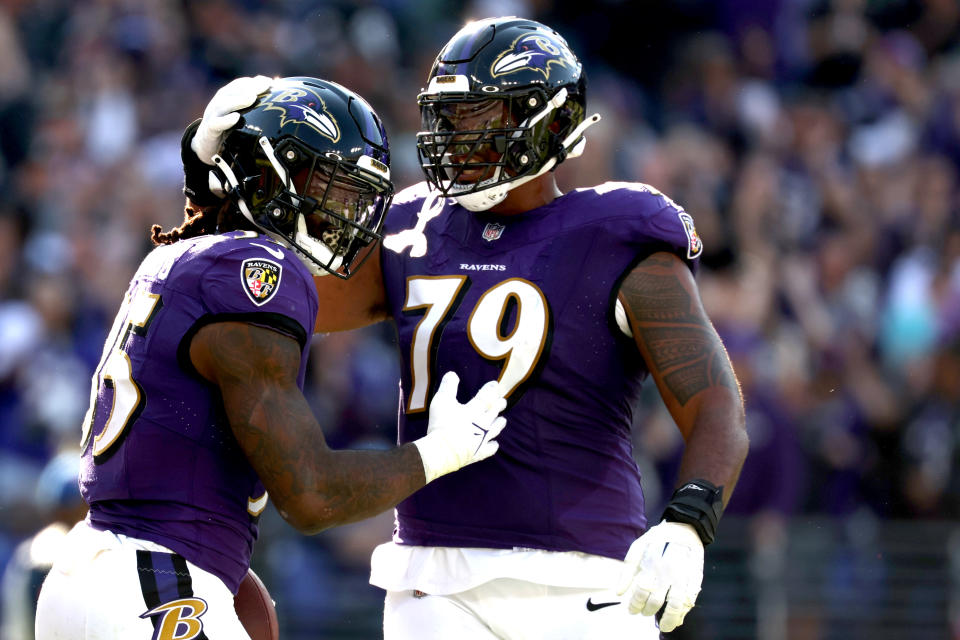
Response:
[413,372,507,484]
[182,75,274,206]
[615,520,704,633]
[192,75,274,165]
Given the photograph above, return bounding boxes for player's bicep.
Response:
[189,321,330,498]
[313,242,389,333]
[617,251,739,437]
[190,320,301,390]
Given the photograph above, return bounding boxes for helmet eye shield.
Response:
[300,163,385,254]
[286,150,390,276]
[416,91,553,195]
[434,99,514,135]
[237,137,392,278]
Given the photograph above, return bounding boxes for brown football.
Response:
[234,568,279,640]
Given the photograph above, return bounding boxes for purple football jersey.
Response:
[79,231,317,593]
[380,182,702,561]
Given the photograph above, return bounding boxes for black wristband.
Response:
[181,118,223,207]
[662,478,724,546]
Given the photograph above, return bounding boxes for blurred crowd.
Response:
[0,0,958,636]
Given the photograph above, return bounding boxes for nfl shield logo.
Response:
[242,258,282,306]
[482,222,505,242]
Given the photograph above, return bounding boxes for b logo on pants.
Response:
[140,598,208,640]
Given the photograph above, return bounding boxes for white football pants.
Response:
[35,521,250,640]
[383,577,661,640]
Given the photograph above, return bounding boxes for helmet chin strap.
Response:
[455,190,509,212]
[293,215,343,276]
[452,167,510,212]
[453,111,602,212]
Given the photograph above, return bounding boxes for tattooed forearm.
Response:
[311,446,425,529]
[620,252,748,497]
[619,253,739,406]
[191,321,425,533]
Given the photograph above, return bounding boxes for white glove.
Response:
[191,75,274,165]
[413,372,507,484]
[615,520,704,633]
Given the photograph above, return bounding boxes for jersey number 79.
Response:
[403,275,550,412]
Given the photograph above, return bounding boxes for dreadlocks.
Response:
[150,200,235,245]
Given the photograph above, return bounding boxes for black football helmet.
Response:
[213,77,393,278]
[417,17,600,211]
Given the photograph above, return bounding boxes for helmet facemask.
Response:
[415,16,601,212]
[418,87,576,211]
[215,135,392,278]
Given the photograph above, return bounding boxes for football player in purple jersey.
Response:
[185,16,749,639]
[34,76,508,640]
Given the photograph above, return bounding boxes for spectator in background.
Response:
[1,451,86,640]
[1,1,959,636]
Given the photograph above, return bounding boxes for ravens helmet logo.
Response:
[491,33,579,79]
[261,87,340,142]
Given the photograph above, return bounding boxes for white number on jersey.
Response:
[80,288,161,460]
[403,276,549,412]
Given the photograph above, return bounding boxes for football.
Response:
[234,568,279,640]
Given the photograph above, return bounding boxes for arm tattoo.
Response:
[620,253,738,406]
[196,321,423,530]
[201,322,322,496]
